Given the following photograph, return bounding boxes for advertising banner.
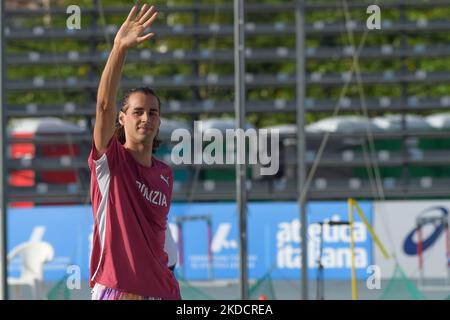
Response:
[374,201,450,279]
[8,201,373,281]
[169,201,373,280]
[8,206,93,282]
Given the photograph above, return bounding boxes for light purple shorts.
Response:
[91,283,162,300]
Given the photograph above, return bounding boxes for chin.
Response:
[130,134,150,144]
[142,135,155,144]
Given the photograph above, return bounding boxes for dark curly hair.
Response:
[115,87,162,153]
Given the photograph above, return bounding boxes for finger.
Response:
[139,5,155,24]
[135,4,148,21]
[137,32,155,44]
[142,11,158,29]
[126,5,138,22]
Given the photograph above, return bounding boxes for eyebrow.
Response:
[131,106,159,112]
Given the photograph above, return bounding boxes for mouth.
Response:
[137,126,152,134]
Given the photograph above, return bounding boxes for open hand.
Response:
[114,4,158,49]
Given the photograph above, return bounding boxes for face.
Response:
[119,92,161,146]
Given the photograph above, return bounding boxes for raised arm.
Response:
[94,4,158,156]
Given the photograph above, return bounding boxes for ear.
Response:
[118,111,125,126]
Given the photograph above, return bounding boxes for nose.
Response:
[141,112,149,123]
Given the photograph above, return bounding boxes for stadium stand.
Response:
[4,0,450,204]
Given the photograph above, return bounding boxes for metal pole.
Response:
[0,0,8,300]
[234,0,248,300]
[296,0,308,300]
[399,7,409,194]
[316,223,324,300]
[207,220,213,280]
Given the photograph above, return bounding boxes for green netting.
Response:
[379,264,426,300]
[249,273,276,300]
[176,273,216,300]
[176,271,276,300]
[46,276,71,300]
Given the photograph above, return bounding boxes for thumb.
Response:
[137,32,155,44]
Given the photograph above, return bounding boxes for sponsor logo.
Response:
[211,223,238,253]
[403,206,448,255]
[277,216,369,269]
[160,174,170,187]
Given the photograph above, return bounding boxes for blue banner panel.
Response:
[7,201,372,282]
[169,202,239,280]
[169,201,373,280]
[8,206,93,281]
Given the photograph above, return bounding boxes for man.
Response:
[89,4,181,300]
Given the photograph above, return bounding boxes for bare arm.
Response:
[94,4,158,156]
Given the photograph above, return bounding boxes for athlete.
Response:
[88,4,181,300]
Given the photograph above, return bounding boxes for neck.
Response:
[124,140,153,167]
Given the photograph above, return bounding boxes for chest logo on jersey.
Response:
[160,174,170,187]
[136,180,168,207]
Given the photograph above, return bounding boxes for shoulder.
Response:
[152,157,173,175]
[89,135,122,168]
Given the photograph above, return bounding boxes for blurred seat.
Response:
[7,241,54,300]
